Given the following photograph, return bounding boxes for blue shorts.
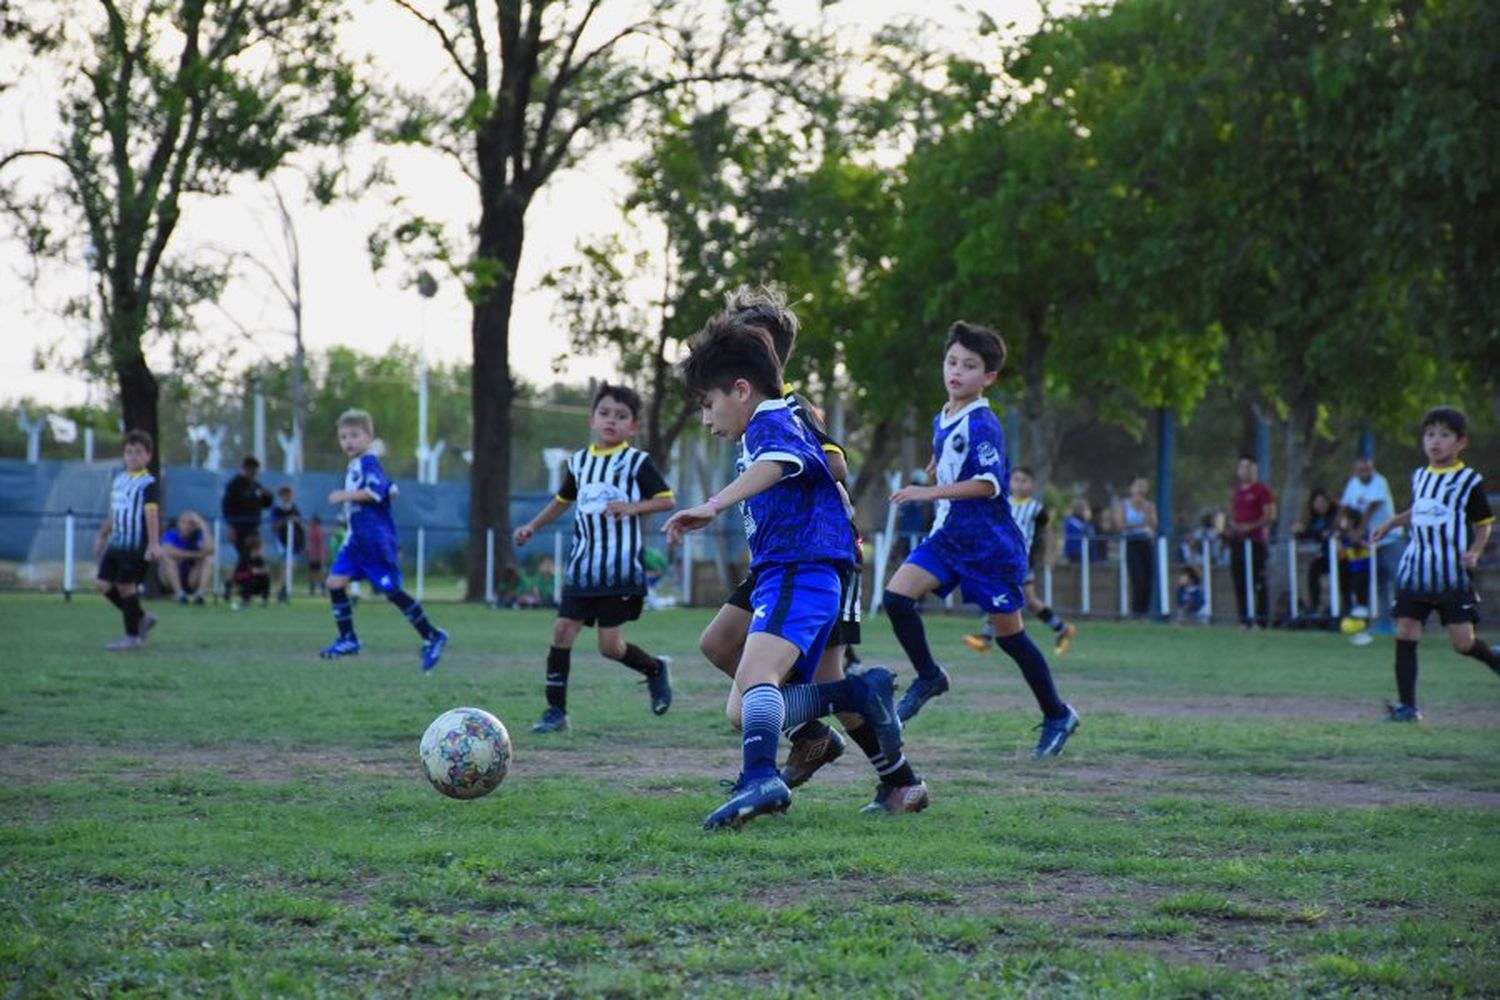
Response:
[747,562,842,684]
[329,539,403,593]
[906,538,1025,614]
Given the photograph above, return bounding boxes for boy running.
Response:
[883,322,1080,757]
[514,383,676,732]
[1370,406,1498,721]
[94,430,161,651]
[319,409,448,670]
[666,316,908,829]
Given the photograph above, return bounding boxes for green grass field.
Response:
[2,594,1498,997]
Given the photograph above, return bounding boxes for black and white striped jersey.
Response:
[1396,463,1493,594]
[1009,497,1048,560]
[107,470,160,552]
[556,443,672,596]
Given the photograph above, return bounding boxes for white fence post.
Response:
[415,527,426,602]
[1043,562,1053,609]
[681,532,693,607]
[1368,546,1379,618]
[284,518,296,599]
[485,528,495,605]
[869,531,888,616]
[1287,540,1299,620]
[1156,535,1169,619]
[1118,538,1129,618]
[553,531,564,606]
[212,518,224,603]
[1327,535,1341,618]
[1243,538,1255,623]
[63,511,76,601]
[1201,539,1213,621]
[1081,538,1091,615]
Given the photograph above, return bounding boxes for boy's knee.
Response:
[884,590,917,618]
[699,627,738,674]
[598,634,626,659]
[724,699,743,731]
[94,579,112,594]
[116,583,138,597]
[551,619,581,647]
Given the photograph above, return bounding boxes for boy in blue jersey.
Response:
[319,409,449,671]
[883,322,1080,757]
[665,317,908,830]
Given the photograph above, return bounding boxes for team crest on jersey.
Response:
[1411,499,1449,527]
[951,433,967,454]
[577,481,629,515]
[977,441,1000,467]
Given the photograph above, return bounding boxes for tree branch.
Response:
[393,0,480,88]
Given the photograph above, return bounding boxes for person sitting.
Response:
[231,534,271,610]
[1337,506,1372,617]
[158,510,214,604]
[1298,488,1337,616]
[1175,565,1207,624]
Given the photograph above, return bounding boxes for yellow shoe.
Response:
[1054,623,1077,656]
[962,633,994,653]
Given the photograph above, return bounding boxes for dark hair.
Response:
[1238,453,1257,465]
[725,286,800,366]
[122,429,154,453]
[1013,466,1035,479]
[242,455,261,471]
[680,316,783,401]
[1421,405,1468,438]
[276,485,294,498]
[1180,565,1202,584]
[1307,488,1331,515]
[943,321,1006,373]
[592,382,643,420]
[1340,505,1364,526]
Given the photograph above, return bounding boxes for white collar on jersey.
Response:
[753,398,790,416]
[939,397,991,429]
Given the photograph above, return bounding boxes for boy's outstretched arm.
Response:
[327,488,378,505]
[663,460,785,544]
[515,498,570,545]
[1369,508,1412,545]
[892,479,997,504]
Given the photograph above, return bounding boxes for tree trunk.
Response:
[465,195,525,601]
[1019,304,1055,488]
[110,294,161,480]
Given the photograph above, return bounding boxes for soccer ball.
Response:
[419,707,512,800]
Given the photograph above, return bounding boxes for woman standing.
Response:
[1114,477,1158,618]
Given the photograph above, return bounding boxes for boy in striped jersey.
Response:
[963,466,1077,656]
[95,430,162,651]
[1370,407,1497,721]
[514,384,675,733]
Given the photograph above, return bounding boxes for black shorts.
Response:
[558,592,645,628]
[724,565,862,646]
[1393,588,1480,626]
[98,548,149,586]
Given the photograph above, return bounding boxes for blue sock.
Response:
[386,588,436,640]
[329,587,355,639]
[781,676,867,729]
[996,631,1068,718]
[740,684,785,780]
[885,590,942,681]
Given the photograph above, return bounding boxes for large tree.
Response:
[378,0,808,599]
[0,0,365,474]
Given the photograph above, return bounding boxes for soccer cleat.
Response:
[1031,706,1081,758]
[230,599,243,611]
[780,726,846,788]
[319,636,362,659]
[176,594,189,605]
[1384,702,1422,723]
[702,773,792,830]
[140,613,158,640]
[896,666,951,723]
[106,635,144,652]
[859,779,931,815]
[420,629,449,672]
[647,656,673,715]
[855,667,905,758]
[530,706,570,733]
[1055,623,1077,656]
[962,633,994,653]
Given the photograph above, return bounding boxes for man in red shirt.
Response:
[1227,454,1277,628]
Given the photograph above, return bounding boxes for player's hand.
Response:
[663,505,715,544]
[513,525,534,546]
[1368,523,1388,545]
[327,490,343,505]
[146,543,162,562]
[604,501,634,519]
[92,535,104,557]
[1463,548,1481,569]
[890,485,932,504]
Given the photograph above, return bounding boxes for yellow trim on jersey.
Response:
[821,443,846,458]
[652,490,674,499]
[1426,461,1467,474]
[555,494,574,504]
[588,441,629,457]
[126,469,150,478]
[783,382,795,394]
[1475,516,1495,526]
[143,502,159,508]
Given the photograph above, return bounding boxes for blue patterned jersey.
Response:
[344,452,399,556]
[739,399,853,569]
[927,399,1027,580]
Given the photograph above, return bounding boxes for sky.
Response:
[0,0,1050,413]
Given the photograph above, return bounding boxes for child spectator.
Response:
[1063,497,1092,563]
[1175,565,1206,624]
[220,456,271,596]
[269,485,305,603]
[232,535,271,608]
[94,430,161,651]
[305,515,326,596]
[1299,489,1337,615]
[1336,506,1372,616]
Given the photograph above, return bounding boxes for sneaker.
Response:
[1031,706,1081,758]
[962,633,993,653]
[702,773,792,830]
[420,629,449,672]
[853,666,905,758]
[230,599,243,612]
[1055,623,1077,656]
[531,706,569,733]
[646,656,673,715]
[140,613,158,640]
[319,636,362,659]
[859,779,931,815]
[1384,702,1422,723]
[176,594,189,605]
[106,635,144,652]
[780,727,846,788]
[192,596,205,606]
[896,666,951,723]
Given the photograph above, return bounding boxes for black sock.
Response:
[885,590,943,681]
[613,642,661,677]
[120,594,144,637]
[845,721,919,787]
[546,646,571,711]
[385,588,437,640]
[102,587,125,610]
[329,587,355,639]
[996,631,1069,718]
[1461,636,1498,669]
[1395,638,1418,706]
[1038,607,1066,635]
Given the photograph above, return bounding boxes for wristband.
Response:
[707,495,722,512]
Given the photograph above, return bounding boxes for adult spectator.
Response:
[1297,488,1337,615]
[220,456,272,593]
[1113,476,1157,618]
[1339,456,1402,625]
[1063,498,1093,563]
[158,510,214,604]
[1227,455,1277,628]
[268,484,305,603]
